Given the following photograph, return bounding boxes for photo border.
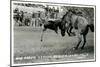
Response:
[10,0,96,67]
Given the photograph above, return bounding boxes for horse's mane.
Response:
[61,12,68,21]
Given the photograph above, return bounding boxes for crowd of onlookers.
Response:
[45,6,59,19]
[13,8,43,27]
[13,6,60,27]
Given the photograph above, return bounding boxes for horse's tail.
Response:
[87,24,94,32]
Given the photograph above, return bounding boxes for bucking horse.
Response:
[60,10,94,50]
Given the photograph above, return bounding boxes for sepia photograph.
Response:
[11,0,96,66]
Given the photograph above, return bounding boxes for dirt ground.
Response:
[13,26,95,64]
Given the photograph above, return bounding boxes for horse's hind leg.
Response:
[41,28,46,42]
[81,35,86,49]
[81,25,89,49]
[74,34,82,50]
